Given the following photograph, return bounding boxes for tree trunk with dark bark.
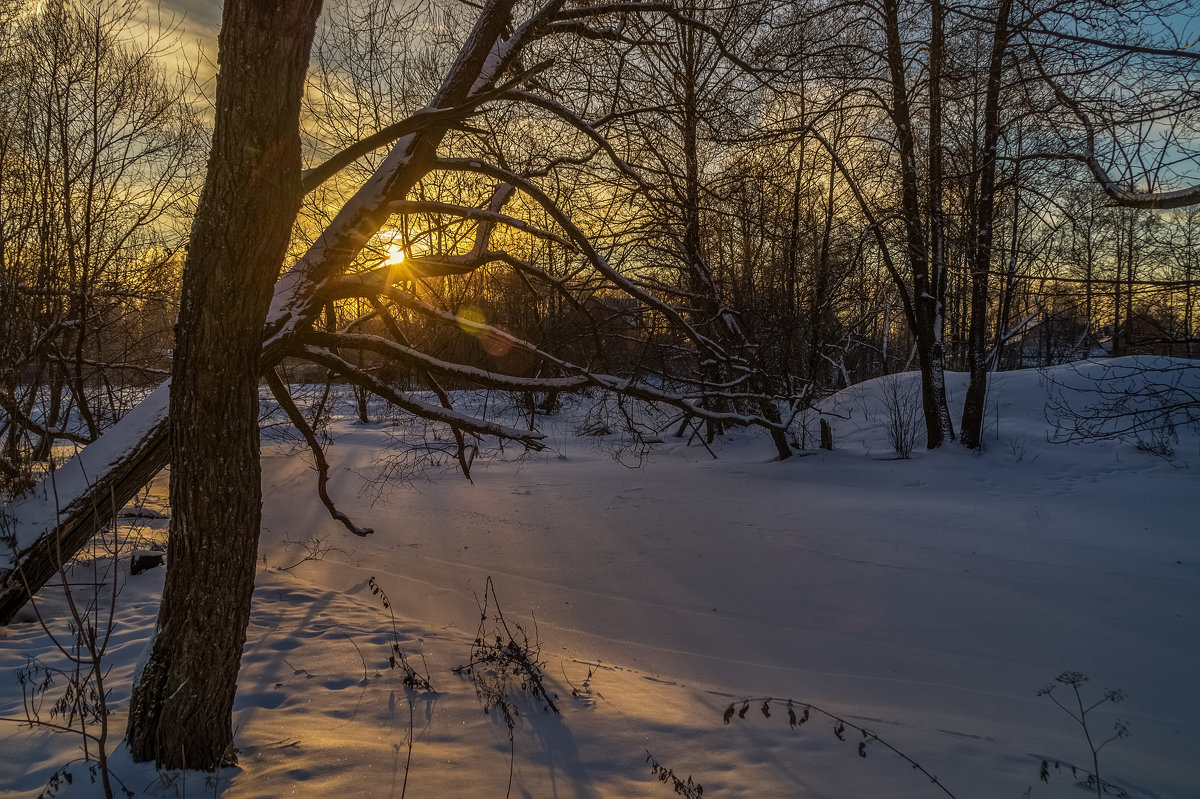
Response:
[883,0,953,448]
[960,0,1011,450]
[124,0,322,769]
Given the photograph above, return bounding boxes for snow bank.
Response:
[2,361,1198,798]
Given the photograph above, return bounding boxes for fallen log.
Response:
[1,385,170,624]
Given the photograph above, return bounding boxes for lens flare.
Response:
[456,305,513,358]
[456,305,486,332]
[480,328,513,357]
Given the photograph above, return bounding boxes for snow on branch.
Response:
[2,382,170,558]
[297,346,548,450]
[301,330,591,393]
[266,0,536,354]
[386,292,785,431]
[465,0,568,95]
[1027,45,1200,210]
[304,286,787,435]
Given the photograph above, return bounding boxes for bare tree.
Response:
[5,0,1191,766]
[0,0,198,490]
[123,0,324,768]
[4,0,799,764]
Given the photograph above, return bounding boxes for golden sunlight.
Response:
[455,304,487,333]
[383,243,406,266]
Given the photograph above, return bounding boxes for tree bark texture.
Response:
[125,0,322,769]
[960,0,1011,450]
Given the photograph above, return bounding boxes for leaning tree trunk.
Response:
[0,389,170,624]
[124,0,322,769]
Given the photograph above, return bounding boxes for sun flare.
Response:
[383,243,406,266]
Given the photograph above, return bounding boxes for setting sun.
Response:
[383,243,406,265]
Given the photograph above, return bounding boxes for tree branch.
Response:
[297,346,549,450]
[264,370,373,536]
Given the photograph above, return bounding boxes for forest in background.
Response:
[2,0,1198,496]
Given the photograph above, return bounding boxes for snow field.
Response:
[2,358,1198,797]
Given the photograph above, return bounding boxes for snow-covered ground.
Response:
[2,358,1198,798]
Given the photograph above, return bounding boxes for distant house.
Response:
[1097,313,1191,357]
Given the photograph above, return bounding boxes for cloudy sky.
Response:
[139,0,221,78]
[156,0,221,38]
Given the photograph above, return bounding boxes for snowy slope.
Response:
[2,358,1198,798]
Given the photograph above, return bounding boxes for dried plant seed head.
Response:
[1056,670,1087,686]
